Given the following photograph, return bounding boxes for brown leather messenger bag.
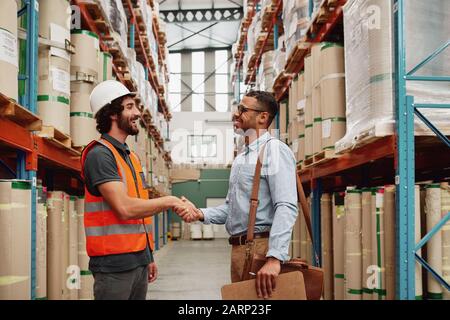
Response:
[241,142,324,300]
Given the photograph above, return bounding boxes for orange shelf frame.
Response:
[298,136,396,184]
[0,117,81,172]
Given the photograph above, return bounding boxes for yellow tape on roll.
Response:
[0,276,29,286]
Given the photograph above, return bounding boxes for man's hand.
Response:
[170,196,191,219]
[256,257,281,299]
[148,262,158,283]
[180,196,204,222]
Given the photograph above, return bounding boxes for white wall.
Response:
[169,112,235,166]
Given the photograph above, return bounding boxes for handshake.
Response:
[171,196,204,223]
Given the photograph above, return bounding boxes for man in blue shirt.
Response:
[183,91,298,299]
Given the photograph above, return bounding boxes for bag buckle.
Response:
[245,240,253,258]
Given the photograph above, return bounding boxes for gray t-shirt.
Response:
[83,134,153,273]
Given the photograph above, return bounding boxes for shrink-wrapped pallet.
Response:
[336,0,450,153]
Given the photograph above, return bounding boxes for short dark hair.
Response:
[245,90,279,126]
[95,96,125,134]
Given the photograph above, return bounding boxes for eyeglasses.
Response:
[236,104,264,116]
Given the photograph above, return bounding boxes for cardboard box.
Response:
[170,168,201,183]
[221,271,307,300]
[0,180,32,300]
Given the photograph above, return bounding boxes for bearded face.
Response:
[118,110,139,135]
[118,96,140,136]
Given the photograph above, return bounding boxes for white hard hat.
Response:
[89,80,136,116]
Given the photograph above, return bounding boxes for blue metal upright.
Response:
[130,23,135,49]
[273,20,280,133]
[154,213,160,250]
[17,0,39,300]
[311,179,322,267]
[308,0,314,17]
[163,211,167,245]
[395,0,450,300]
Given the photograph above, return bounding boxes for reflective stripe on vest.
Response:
[85,201,111,213]
[85,222,152,237]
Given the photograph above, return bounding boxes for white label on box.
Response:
[0,29,18,67]
[322,119,332,138]
[51,68,70,95]
[292,139,299,153]
[297,99,306,111]
[376,192,383,208]
[49,23,71,61]
[50,47,70,61]
[50,23,70,44]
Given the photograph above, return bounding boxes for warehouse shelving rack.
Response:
[231,1,257,87]
[231,0,450,299]
[244,0,282,85]
[0,0,172,299]
[0,0,83,300]
[395,0,450,299]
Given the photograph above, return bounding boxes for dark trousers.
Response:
[93,265,148,300]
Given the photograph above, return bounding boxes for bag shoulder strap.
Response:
[247,139,315,250]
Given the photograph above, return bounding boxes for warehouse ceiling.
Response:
[158,0,243,52]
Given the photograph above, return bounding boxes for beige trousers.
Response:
[230,238,269,283]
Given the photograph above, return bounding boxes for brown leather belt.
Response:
[228,231,270,246]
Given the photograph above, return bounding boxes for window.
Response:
[215,94,228,112]
[187,135,217,158]
[215,50,228,74]
[215,50,229,112]
[192,51,205,112]
[169,53,181,112]
[239,81,247,101]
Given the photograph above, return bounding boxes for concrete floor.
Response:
[147,239,231,300]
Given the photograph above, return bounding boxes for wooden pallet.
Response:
[307,0,342,38]
[327,0,339,7]
[261,5,276,31]
[38,126,72,149]
[303,150,340,168]
[313,149,340,164]
[133,8,145,26]
[71,145,84,154]
[254,33,271,53]
[273,71,293,92]
[317,5,333,23]
[141,109,153,125]
[80,0,111,35]
[285,40,310,74]
[297,161,305,172]
[0,93,42,131]
[303,156,314,167]
[104,35,127,68]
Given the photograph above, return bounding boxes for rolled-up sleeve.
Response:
[201,192,230,225]
[265,140,298,262]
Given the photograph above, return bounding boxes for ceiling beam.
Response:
[226,0,243,7]
[160,7,243,23]
[169,46,231,54]
[167,9,240,48]
[173,23,231,46]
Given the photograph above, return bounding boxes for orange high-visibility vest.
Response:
[81,138,154,257]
